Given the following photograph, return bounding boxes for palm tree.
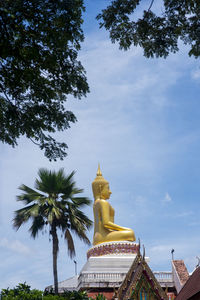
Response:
[13,168,92,294]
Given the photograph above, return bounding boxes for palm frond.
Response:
[71,188,84,195]
[63,170,76,184]
[76,230,91,245]
[13,204,40,229]
[35,168,55,194]
[70,221,91,246]
[52,207,61,219]
[68,209,92,246]
[13,211,28,230]
[64,229,75,258]
[57,215,69,232]
[47,197,55,206]
[47,211,54,224]
[71,197,92,207]
[17,185,45,204]
[35,169,76,196]
[29,216,45,239]
[68,205,93,230]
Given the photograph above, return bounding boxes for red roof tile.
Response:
[176,266,200,300]
[173,260,189,285]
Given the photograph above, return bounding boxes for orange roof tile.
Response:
[173,260,189,285]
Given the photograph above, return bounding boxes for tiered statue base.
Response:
[78,241,139,290]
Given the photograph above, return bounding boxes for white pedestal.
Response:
[78,242,139,289]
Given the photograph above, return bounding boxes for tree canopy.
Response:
[1,0,200,160]
[97,0,200,58]
[0,0,89,160]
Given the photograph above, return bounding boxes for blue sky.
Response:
[1,0,200,291]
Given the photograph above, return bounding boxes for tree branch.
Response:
[30,137,40,146]
[148,0,154,11]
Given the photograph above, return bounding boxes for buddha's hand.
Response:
[119,226,133,231]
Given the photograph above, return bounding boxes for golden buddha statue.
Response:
[92,165,136,246]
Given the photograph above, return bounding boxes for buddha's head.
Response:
[92,165,112,200]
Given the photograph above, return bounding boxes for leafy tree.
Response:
[1,282,90,299]
[1,282,43,299]
[0,0,89,161]
[1,284,107,300]
[97,0,200,58]
[13,168,92,294]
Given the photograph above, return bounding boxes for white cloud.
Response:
[0,238,32,255]
[162,192,172,203]
[188,220,200,226]
[148,236,200,272]
[150,244,172,255]
[135,195,147,205]
[191,68,200,80]
[175,211,194,218]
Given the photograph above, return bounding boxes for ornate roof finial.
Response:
[196,256,200,268]
[171,248,175,260]
[138,238,141,253]
[142,245,146,260]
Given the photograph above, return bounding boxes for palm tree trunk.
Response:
[51,222,59,294]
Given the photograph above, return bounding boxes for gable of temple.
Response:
[118,251,168,300]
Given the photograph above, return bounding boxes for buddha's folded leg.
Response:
[105,229,136,243]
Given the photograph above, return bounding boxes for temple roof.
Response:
[118,251,168,300]
[176,266,200,300]
[45,275,78,293]
[173,260,189,286]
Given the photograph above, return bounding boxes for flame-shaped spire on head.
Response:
[92,164,108,200]
[96,163,102,177]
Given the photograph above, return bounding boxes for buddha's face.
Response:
[101,183,112,200]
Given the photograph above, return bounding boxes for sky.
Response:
[1,0,200,291]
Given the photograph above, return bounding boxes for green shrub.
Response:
[93,294,106,300]
[1,282,43,299]
[1,283,107,300]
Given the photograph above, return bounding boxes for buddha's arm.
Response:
[101,201,131,231]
